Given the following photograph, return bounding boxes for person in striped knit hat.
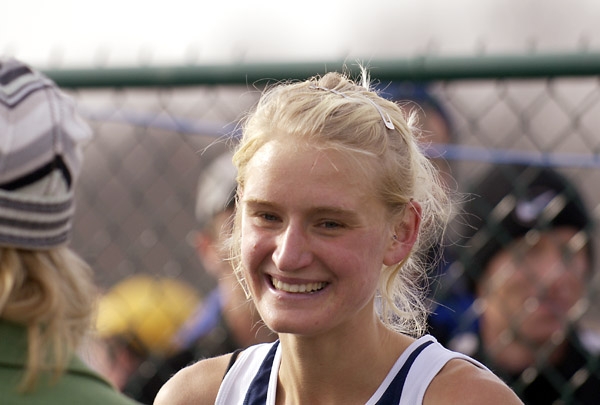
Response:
[0,57,138,404]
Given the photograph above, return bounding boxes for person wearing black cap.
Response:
[0,58,138,404]
[449,164,600,404]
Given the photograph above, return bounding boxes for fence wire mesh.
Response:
[62,67,600,404]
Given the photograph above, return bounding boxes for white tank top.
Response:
[215,334,487,405]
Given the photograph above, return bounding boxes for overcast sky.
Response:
[2,0,600,68]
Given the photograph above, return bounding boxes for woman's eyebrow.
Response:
[309,206,357,217]
[243,199,275,209]
[243,199,359,219]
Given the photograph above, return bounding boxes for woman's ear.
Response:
[383,200,422,266]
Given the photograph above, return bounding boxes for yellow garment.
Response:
[96,275,200,355]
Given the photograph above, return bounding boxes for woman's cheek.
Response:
[241,226,266,272]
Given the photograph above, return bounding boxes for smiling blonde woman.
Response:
[155,69,523,405]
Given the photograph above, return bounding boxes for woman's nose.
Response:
[272,224,313,271]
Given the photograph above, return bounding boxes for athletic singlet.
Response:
[215,334,488,405]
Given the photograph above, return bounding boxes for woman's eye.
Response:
[260,213,279,222]
[320,220,343,229]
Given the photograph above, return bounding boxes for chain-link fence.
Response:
[50,54,600,404]
[70,84,258,290]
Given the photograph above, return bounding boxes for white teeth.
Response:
[272,278,326,293]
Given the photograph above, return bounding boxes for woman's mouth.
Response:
[271,277,327,293]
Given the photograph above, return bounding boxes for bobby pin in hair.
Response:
[309,85,395,131]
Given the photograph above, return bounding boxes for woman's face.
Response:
[239,140,396,337]
[479,227,588,346]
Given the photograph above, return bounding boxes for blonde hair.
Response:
[230,69,452,337]
[0,247,96,392]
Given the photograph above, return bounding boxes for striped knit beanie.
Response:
[0,58,92,249]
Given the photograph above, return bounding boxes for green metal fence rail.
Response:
[44,51,600,88]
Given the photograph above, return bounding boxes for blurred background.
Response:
[4,0,600,67]
[3,0,600,403]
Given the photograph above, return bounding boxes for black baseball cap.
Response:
[456,164,593,289]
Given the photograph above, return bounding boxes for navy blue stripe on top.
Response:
[242,340,434,405]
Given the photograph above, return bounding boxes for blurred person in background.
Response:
[449,164,600,404]
[90,274,200,393]
[0,57,137,404]
[123,151,275,404]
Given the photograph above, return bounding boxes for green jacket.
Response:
[0,321,139,405]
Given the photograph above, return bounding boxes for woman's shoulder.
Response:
[154,352,233,405]
[424,358,523,405]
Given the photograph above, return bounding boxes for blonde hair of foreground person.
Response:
[155,69,523,404]
[0,247,95,392]
[231,72,450,338]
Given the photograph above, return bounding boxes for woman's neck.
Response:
[275,322,414,404]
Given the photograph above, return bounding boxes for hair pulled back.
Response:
[231,69,451,336]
